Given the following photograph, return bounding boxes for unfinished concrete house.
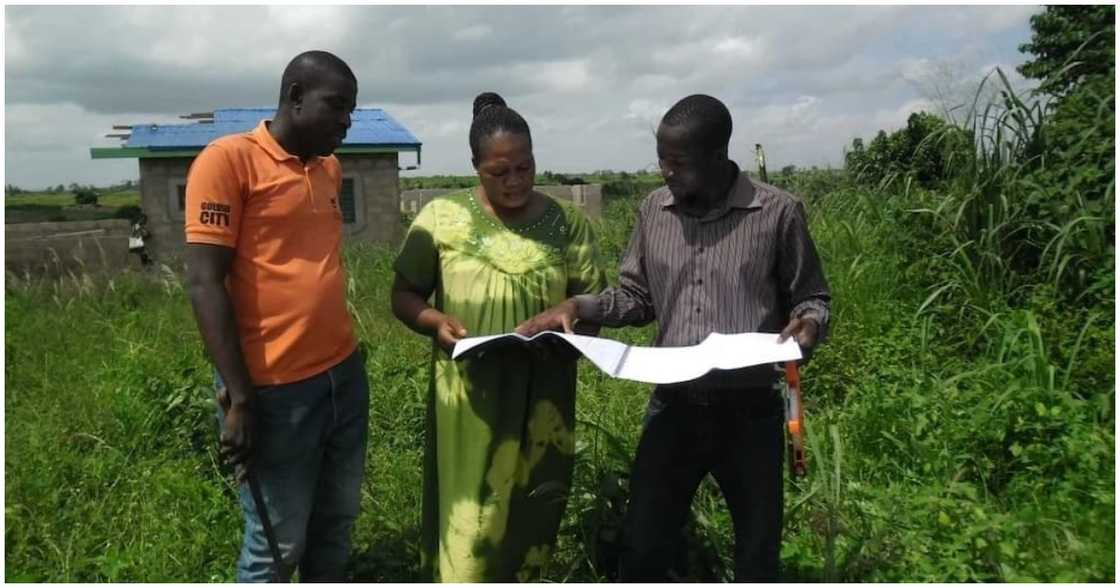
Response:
[91,108,421,261]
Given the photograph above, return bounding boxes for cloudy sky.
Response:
[5,4,1041,189]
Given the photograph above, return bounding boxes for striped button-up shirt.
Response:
[575,165,831,396]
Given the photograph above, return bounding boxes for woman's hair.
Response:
[469,91,532,161]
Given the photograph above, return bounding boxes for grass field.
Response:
[5,167,1113,581]
[6,8,1114,581]
[5,191,140,224]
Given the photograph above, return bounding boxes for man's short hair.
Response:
[661,94,733,154]
[279,50,356,103]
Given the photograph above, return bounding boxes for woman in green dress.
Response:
[390,92,606,582]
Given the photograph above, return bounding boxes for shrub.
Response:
[74,188,99,206]
[114,205,144,223]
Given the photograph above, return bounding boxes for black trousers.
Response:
[619,386,785,581]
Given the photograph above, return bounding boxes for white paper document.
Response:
[451,331,802,385]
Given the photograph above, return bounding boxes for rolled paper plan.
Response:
[452,331,803,385]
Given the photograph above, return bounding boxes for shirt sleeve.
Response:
[184,144,243,248]
[393,199,439,296]
[574,204,656,327]
[777,198,832,341]
[564,206,608,297]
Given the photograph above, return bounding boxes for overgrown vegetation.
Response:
[400,170,665,200]
[4,189,140,224]
[5,7,1114,582]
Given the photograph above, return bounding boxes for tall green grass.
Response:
[778,177,1113,581]
[5,161,1114,581]
[879,68,1114,318]
[800,59,1114,580]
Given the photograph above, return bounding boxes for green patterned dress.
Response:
[393,189,607,582]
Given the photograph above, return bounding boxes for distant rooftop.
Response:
[91,108,421,162]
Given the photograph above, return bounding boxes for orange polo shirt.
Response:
[185,120,357,386]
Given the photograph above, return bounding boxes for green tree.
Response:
[1016,4,1115,295]
[844,138,866,173]
[846,111,973,190]
[74,187,99,206]
[1018,6,1115,98]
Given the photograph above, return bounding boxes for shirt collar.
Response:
[251,119,321,166]
[660,162,761,211]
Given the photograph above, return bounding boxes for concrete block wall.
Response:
[399,189,458,214]
[336,153,402,246]
[136,152,403,263]
[535,184,603,218]
[139,157,193,263]
[400,184,603,218]
[5,219,131,277]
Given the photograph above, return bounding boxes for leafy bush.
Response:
[114,205,144,223]
[845,4,1114,312]
[601,175,664,200]
[74,188,99,206]
[845,111,971,189]
[400,175,477,190]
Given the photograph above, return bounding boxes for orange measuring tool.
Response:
[784,361,808,478]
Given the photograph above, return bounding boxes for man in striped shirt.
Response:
[517,94,831,580]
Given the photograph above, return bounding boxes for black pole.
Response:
[247,468,289,582]
[218,386,289,582]
[755,143,769,184]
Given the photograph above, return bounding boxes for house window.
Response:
[340,178,357,224]
[167,178,188,221]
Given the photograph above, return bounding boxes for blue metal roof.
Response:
[125,108,421,150]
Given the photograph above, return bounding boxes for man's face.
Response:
[294,71,357,157]
[656,123,720,202]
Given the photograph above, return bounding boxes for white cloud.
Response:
[5,103,183,188]
[267,6,350,38]
[453,24,491,42]
[713,36,763,62]
[4,18,29,67]
[899,58,935,84]
[924,5,1042,36]
[529,60,592,93]
[791,96,820,116]
[3,5,1040,188]
[624,99,667,126]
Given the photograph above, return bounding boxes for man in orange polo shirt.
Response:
[184,50,368,582]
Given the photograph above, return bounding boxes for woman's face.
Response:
[474,131,536,212]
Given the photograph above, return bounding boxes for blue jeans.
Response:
[216,348,370,582]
